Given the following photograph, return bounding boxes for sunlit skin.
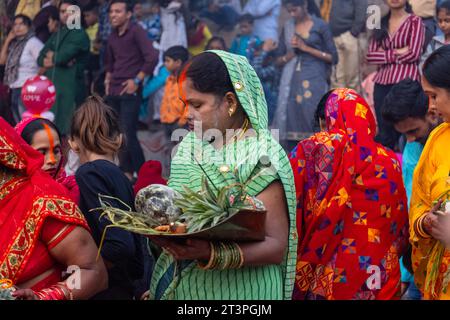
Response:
[180,77,248,148]
[393,114,439,144]
[422,77,450,123]
[30,127,62,178]
[437,9,450,42]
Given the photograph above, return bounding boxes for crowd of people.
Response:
[0,0,449,301]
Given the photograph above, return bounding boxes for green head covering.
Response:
[149,50,298,301]
[208,50,269,132]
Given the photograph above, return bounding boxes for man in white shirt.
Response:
[243,0,281,41]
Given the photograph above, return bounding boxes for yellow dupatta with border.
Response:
[410,122,450,300]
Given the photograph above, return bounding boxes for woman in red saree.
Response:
[290,88,409,300]
[15,117,80,203]
[0,117,107,300]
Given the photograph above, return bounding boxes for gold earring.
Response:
[228,108,234,117]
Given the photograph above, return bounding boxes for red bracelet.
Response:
[34,284,68,300]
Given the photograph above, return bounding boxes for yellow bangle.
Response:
[415,215,432,239]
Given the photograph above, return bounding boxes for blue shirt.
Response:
[402,142,425,203]
[230,35,263,58]
[400,142,424,283]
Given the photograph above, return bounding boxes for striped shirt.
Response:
[366,15,425,85]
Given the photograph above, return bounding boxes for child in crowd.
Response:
[160,46,190,140]
[140,65,170,125]
[69,96,147,300]
[421,0,450,66]
[230,14,262,58]
[205,36,227,51]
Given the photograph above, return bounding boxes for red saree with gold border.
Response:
[0,117,88,289]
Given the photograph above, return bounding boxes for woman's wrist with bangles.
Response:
[415,214,433,239]
[34,282,73,300]
[198,241,244,270]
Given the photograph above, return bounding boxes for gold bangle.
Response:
[415,215,432,239]
[198,242,215,270]
[236,244,244,269]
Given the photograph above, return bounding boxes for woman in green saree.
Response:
[147,50,297,300]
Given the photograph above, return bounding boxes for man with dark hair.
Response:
[382,78,441,300]
[382,78,440,145]
[105,0,158,180]
[38,0,90,135]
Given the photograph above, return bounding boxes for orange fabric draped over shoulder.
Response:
[290,88,409,300]
[0,117,88,288]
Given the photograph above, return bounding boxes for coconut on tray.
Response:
[96,176,267,241]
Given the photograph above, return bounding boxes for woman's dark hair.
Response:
[71,95,123,155]
[205,36,227,51]
[315,90,334,126]
[183,52,235,99]
[48,5,60,21]
[373,2,412,44]
[422,45,450,91]
[21,118,62,145]
[284,0,321,17]
[437,0,450,15]
[381,79,429,124]
[14,14,33,28]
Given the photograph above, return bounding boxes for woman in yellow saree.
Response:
[411,45,450,300]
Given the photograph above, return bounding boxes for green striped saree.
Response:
[149,51,297,300]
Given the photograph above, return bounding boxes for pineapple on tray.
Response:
[97,176,267,241]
